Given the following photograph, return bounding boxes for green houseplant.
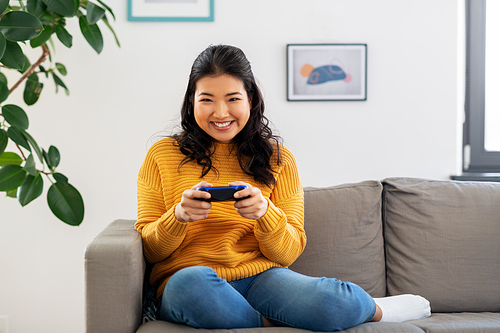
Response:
[0,0,118,226]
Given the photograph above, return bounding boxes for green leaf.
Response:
[52,172,67,184]
[27,0,48,18]
[47,181,84,226]
[55,62,67,76]
[2,104,29,130]
[52,72,69,95]
[29,72,40,83]
[79,16,103,54]
[0,72,7,85]
[42,0,77,17]
[102,17,120,47]
[17,172,43,206]
[7,127,31,152]
[42,149,50,168]
[23,153,37,176]
[17,0,26,11]
[21,130,43,163]
[39,65,49,78]
[39,12,60,26]
[53,24,72,48]
[0,33,6,60]
[0,152,23,166]
[0,40,25,70]
[6,188,17,198]
[96,0,115,21]
[86,2,106,24]
[29,24,53,48]
[0,164,26,191]
[24,74,44,106]
[48,145,60,168]
[18,54,31,74]
[0,129,8,155]
[0,11,43,41]
[0,0,9,14]
[0,80,9,103]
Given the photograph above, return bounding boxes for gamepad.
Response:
[195,185,248,202]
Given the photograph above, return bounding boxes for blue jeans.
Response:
[160,266,376,331]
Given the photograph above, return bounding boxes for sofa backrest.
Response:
[382,177,500,312]
[289,180,386,298]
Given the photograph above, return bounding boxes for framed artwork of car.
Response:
[287,44,367,101]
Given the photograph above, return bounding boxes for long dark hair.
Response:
[173,44,281,187]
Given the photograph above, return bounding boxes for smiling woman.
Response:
[193,74,251,144]
[134,44,431,331]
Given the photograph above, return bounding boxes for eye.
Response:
[229,97,240,102]
[200,98,212,102]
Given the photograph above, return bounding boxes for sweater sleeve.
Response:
[135,146,188,264]
[254,147,306,267]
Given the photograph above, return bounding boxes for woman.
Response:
[136,44,430,331]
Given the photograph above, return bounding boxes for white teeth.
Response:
[213,121,232,127]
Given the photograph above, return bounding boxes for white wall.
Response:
[0,1,460,332]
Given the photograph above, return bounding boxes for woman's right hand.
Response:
[175,181,213,223]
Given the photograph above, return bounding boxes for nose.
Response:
[212,102,229,119]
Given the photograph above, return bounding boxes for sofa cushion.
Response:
[138,320,425,333]
[383,177,500,312]
[406,312,500,333]
[289,180,386,297]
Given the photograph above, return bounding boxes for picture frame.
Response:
[128,0,214,22]
[287,44,367,101]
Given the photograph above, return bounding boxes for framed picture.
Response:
[287,44,367,101]
[128,0,214,22]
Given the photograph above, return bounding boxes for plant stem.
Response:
[16,144,52,176]
[9,44,51,95]
[15,143,27,160]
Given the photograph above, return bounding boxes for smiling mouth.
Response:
[212,121,233,128]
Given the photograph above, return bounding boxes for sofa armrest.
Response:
[85,219,146,333]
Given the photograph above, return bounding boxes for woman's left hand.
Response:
[229,181,268,220]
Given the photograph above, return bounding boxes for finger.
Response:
[176,201,211,222]
[235,206,261,220]
[183,212,210,222]
[228,182,254,200]
[234,185,260,201]
[187,182,213,201]
[183,201,212,214]
[183,198,212,210]
[234,194,255,208]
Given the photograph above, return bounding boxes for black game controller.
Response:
[195,185,248,202]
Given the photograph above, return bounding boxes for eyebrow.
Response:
[197,92,243,97]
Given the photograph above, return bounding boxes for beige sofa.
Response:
[85,178,500,333]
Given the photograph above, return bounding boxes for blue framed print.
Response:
[287,44,367,101]
[128,0,214,22]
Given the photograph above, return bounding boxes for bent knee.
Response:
[166,267,217,297]
[170,266,216,283]
[318,282,376,330]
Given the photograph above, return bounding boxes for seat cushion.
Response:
[407,312,500,333]
[289,180,386,297]
[383,178,500,312]
[137,320,424,333]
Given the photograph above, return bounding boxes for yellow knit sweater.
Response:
[136,137,305,297]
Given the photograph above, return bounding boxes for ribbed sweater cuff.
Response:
[161,205,189,237]
[257,199,283,233]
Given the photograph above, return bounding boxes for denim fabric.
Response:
[160,266,376,331]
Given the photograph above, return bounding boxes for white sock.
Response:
[374,294,431,323]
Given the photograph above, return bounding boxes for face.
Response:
[193,74,251,144]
